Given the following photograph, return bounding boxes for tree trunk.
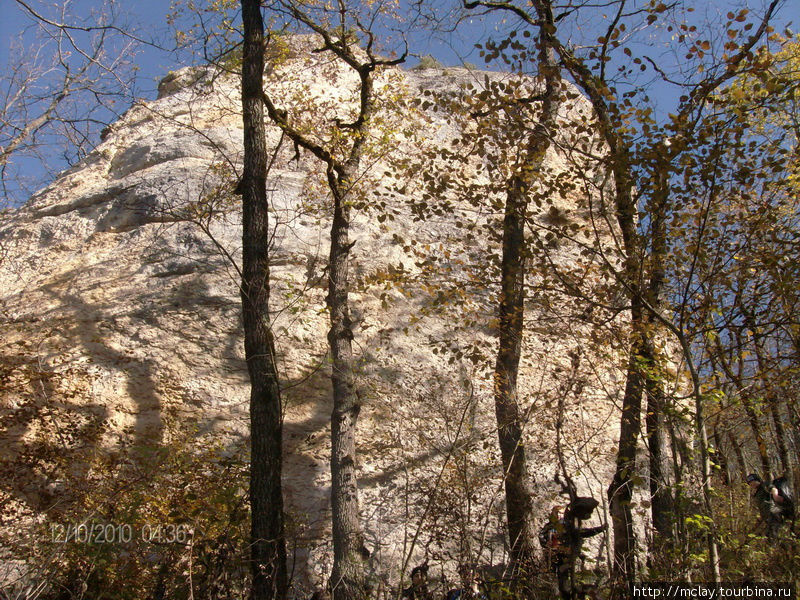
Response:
[668,419,688,547]
[693,388,722,583]
[608,335,644,586]
[642,155,674,545]
[785,401,800,469]
[673,324,721,582]
[328,169,368,600]
[645,367,674,538]
[494,172,537,576]
[258,30,386,598]
[742,399,772,478]
[727,430,746,478]
[492,36,560,581]
[606,159,642,588]
[785,339,800,468]
[750,333,791,475]
[240,1,288,598]
[768,399,789,475]
[713,333,772,478]
[711,419,731,485]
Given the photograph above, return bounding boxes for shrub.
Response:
[412,55,445,71]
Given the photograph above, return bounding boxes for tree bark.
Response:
[492,28,560,581]
[785,402,800,472]
[642,168,674,544]
[494,172,537,576]
[608,333,644,586]
[605,156,642,587]
[768,399,790,475]
[711,419,731,485]
[240,2,288,598]
[727,430,746,478]
[692,378,722,583]
[258,23,400,595]
[742,398,771,478]
[327,166,369,600]
[713,333,772,478]
[750,329,791,475]
[645,368,674,537]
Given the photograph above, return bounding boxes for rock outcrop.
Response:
[0,37,630,594]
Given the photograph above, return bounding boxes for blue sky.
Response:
[0,0,494,204]
[0,0,496,92]
[1,0,192,202]
[0,0,181,94]
[0,0,506,100]
[1,0,796,204]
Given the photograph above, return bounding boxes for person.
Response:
[539,498,607,600]
[747,473,779,538]
[747,473,794,539]
[444,564,486,600]
[402,564,433,600]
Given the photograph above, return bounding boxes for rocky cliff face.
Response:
[0,37,629,593]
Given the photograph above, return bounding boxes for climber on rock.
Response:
[539,498,607,600]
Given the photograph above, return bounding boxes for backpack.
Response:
[538,520,564,551]
[566,497,599,521]
[772,477,795,520]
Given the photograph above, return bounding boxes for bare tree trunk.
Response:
[713,334,772,478]
[785,339,800,469]
[768,400,789,475]
[328,167,369,600]
[494,173,537,577]
[258,21,404,594]
[712,420,731,486]
[604,155,643,588]
[742,399,772,478]
[240,1,287,598]
[786,401,800,467]
[457,1,565,584]
[639,151,676,548]
[727,430,746,478]
[492,31,560,583]
[750,331,790,475]
[672,329,722,583]
[645,371,674,537]
[694,390,722,583]
[669,420,688,548]
[608,335,644,586]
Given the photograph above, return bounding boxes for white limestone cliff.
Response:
[0,37,632,593]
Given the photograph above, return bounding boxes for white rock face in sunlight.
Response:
[0,35,633,592]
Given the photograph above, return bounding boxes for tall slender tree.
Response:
[258,4,405,597]
[463,0,562,581]
[539,0,781,585]
[240,1,288,598]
